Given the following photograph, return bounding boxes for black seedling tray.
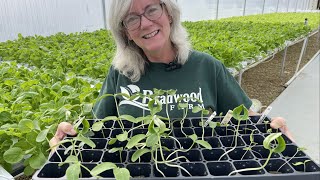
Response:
[33,116,320,180]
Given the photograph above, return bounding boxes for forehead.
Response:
[128,0,160,13]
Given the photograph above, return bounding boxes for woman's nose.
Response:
[140,15,154,29]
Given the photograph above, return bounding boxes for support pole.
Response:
[101,0,107,29]
[238,69,244,87]
[318,25,320,43]
[294,36,309,75]
[243,0,247,16]
[216,0,219,20]
[276,0,280,12]
[262,0,266,14]
[280,43,289,79]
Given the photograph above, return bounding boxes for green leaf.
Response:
[108,147,123,153]
[129,94,140,101]
[29,152,47,169]
[196,140,212,149]
[36,128,50,142]
[167,89,177,95]
[153,116,166,133]
[66,163,81,180]
[188,134,198,142]
[13,141,31,150]
[64,155,78,163]
[23,165,35,176]
[3,147,24,164]
[83,103,93,113]
[18,119,34,133]
[119,115,136,123]
[0,111,11,122]
[232,104,249,121]
[148,120,156,134]
[74,134,96,148]
[176,96,186,102]
[81,119,90,134]
[108,138,117,145]
[92,121,103,132]
[91,162,117,177]
[126,134,146,149]
[146,134,158,147]
[263,133,286,153]
[202,109,210,115]
[293,162,305,166]
[115,93,130,99]
[131,149,151,162]
[95,93,114,102]
[26,131,38,145]
[116,131,128,142]
[113,167,130,180]
[148,99,162,115]
[208,121,219,129]
[135,116,148,123]
[192,106,202,113]
[178,103,188,109]
[102,116,118,122]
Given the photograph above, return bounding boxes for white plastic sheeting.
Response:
[0,0,314,42]
[0,0,108,42]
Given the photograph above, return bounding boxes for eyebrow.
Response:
[127,3,157,16]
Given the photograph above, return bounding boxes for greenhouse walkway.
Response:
[269,51,320,164]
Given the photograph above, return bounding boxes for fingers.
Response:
[270,117,286,129]
[49,136,60,151]
[50,122,77,150]
[55,122,77,140]
[270,117,295,143]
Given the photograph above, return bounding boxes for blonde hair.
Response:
[108,0,191,82]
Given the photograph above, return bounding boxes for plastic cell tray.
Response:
[33,116,320,180]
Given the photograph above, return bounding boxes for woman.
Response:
[50,0,293,147]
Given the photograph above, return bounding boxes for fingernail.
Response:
[66,128,77,135]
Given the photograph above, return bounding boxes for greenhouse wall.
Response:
[0,0,317,42]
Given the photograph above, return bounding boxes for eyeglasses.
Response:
[123,3,164,31]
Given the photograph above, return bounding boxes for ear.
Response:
[125,31,133,40]
[169,15,173,23]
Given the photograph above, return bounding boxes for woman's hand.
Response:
[49,122,77,151]
[249,109,295,142]
[270,117,295,143]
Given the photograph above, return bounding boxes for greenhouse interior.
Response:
[0,0,319,180]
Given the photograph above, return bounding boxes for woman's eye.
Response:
[126,16,139,24]
[147,7,159,16]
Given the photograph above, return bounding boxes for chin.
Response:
[143,44,165,52]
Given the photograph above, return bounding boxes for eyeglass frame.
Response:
[122,2,165,31]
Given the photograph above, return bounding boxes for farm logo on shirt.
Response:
[119,85,204,111]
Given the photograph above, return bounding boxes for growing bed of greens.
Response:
[0,12,319,178]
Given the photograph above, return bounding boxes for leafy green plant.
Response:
[277,147,307,172]
[218,104,249,160]
[89,90,214,179]
[228,132,286,176]
[292,159,312,172]
[241,129,260,160]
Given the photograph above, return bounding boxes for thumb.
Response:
[55,122,77,139]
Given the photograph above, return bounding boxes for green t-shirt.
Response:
[93,50,252,118]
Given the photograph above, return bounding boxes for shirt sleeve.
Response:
[92,66,118,119]
[215,61,252,115]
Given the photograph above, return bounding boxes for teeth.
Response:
[143,30,159,39]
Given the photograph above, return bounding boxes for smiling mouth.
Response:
[143,30,160,39]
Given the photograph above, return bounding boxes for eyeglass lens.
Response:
[123,3,163,30]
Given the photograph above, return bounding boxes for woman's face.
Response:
[124,0,172,55]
